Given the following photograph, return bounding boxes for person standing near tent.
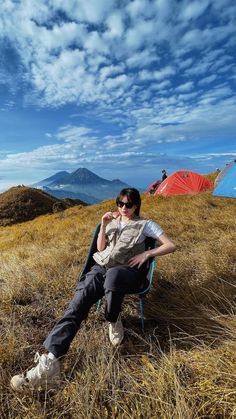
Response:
[161,169,167,181]
[10,187,176,392]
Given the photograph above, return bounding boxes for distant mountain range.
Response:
[33,168,129,203]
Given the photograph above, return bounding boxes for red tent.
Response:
[146,179,161,196]
[154,170,214,196]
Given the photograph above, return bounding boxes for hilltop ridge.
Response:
[0,186,87,226]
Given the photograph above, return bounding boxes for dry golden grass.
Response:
[0,189,236,418]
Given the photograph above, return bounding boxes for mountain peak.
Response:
[69,168,105,184]
[72,167,92,174]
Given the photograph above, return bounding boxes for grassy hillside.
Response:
[0,191,236,418]
[0,186,87,226]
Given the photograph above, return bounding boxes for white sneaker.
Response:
[108,315,124,346]
[10,352,61,392]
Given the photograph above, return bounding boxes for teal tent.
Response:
[213,160,236,198]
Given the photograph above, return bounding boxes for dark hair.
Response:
[116,188,141,215]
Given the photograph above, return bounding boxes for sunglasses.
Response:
[117,200,134,209]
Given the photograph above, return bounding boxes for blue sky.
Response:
[0,0,235,191]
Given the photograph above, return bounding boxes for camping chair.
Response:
[79,224,156,331]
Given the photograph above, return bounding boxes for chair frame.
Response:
[79,224,156,331]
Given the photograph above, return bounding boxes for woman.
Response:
[11,188,176,391]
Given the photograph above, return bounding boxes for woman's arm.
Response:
[97,224,107,252]
[97,212,114,251]
[128,233,176,268]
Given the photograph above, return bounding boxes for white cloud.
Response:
[175,81,194,92]
[1,0,234,112]
[50,0,114,24]
[57,126,93,142]
[126,49,159,68]
[84,31,108,54]
[139,70,154,81]
[128,91,236,149]
[104,74,130,90]
[87,54,109,72]
[0,0,235,187]
[181,0,210,21]
[106,11,124,38]
[99,64,125,81]
[125,20,155,50]
[76,0,112,23]
[139,66,175,82]
[150,80,172,91]
[217,64,235,74]
[198,74,217,85]
[180,24,234,52]
[201,84,233,101]
[202,152,236,157]
[0,125,101,171]
[178,58,194,70]
[126,0,149,18]
[39,22,85,50]
[177,92,199,101]
[153,66,176,81]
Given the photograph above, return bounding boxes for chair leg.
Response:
[139,298,145,331]
[96,299,101,312]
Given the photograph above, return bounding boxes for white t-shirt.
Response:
[119,220,163,243]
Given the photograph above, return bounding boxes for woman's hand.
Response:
[101,211,114,227]
[128,252,150,268]
[97,212,115,251]
[129,233,176,268]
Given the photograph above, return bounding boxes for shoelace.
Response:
[111,321,122,335]
[35,352,51,370]
[34,352,41,364]
[26,353,49,381]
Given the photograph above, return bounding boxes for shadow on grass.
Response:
[121,272,236,354]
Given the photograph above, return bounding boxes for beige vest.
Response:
[93,216,147,268]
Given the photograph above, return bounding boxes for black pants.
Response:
[43,264,146,358]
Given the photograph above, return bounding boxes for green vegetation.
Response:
[0,188,236,418]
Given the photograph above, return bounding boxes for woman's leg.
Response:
[10,265,106,392]
[104,265,144,322]
[43,264,106,358]
[103,265,145,345]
